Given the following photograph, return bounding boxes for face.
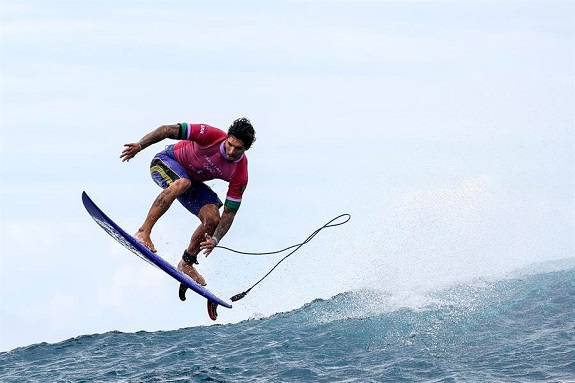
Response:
[224,135,246,162]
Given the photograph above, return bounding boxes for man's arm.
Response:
[120,124,180,162]
[200,206,238,256]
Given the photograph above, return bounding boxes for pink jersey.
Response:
[172,123,248,210]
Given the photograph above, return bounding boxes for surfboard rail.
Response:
[81,191,232,309]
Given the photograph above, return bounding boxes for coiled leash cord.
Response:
[215,213,351,302]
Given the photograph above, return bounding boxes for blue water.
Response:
[2,264,574,382]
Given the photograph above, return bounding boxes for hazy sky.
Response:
[1,0,573,352]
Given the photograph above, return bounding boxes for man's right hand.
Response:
[120,142,142,162]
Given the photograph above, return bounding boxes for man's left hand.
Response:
[200,233,218,256]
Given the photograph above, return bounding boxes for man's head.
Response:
[228,117,256,150]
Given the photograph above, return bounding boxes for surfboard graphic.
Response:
[81,191,232,309]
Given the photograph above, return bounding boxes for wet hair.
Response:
[228,117,256,150]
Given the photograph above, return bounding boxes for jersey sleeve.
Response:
[177,123,226,146]
[177,122,191,139]
[225,159,248,210]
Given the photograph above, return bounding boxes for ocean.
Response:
[1,262,573,382]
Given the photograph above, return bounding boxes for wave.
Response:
[2,259,574,382]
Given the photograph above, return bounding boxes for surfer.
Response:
[120,118,256,298]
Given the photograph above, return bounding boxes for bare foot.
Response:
[178,259,207,286]
[133,230,157,253]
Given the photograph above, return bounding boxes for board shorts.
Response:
[149,145,223,216]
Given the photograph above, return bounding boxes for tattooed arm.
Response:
[120,124,180,162]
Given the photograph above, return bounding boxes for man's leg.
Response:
[134,178,191,253]
[189,203,221,254]
[178,204,220,294]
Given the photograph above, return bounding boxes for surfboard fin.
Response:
[207,300,218,321]
[179,283,188,301]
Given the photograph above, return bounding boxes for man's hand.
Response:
[120,142,142,162]
[200,233,219,256]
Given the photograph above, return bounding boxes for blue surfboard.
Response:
[82,191,232,309]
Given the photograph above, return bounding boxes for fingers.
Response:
[199,233,217,256]
[120,143,138,162]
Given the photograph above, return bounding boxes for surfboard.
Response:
[81,191,232,311]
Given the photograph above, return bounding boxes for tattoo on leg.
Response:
[154,190,173,209]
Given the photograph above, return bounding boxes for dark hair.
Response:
[228,117,256,150]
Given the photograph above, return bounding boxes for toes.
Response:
[133,233,156,253]
[193,273,207,286]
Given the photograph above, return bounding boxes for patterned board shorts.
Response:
[150,146,222,216]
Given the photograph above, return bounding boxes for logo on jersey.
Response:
[203,156,222,176]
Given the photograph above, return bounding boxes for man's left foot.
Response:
[177,259,207,286]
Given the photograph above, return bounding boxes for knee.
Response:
[201,207,220,230]
[169,178,191,195]
[204,213,220,230]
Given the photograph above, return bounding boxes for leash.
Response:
[215,214,351,302]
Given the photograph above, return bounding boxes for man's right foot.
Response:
[133,230,157,253]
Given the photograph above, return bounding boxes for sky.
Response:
[1,0,573,352]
